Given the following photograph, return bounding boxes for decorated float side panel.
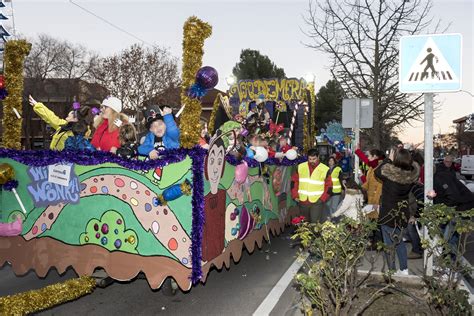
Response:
[0,154,297,290]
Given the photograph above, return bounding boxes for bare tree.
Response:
[92,44,180,114]
[24,34,98,81]
[304,0,446,149]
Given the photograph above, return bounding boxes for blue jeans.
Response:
[442,221,460,261]
[381,225,408,271]
[327,195,341,216]
[406,223,423,254]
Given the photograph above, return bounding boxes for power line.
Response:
[69,0,156,48]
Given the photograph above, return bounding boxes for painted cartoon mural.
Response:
[0,148,299,291]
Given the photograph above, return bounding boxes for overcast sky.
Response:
[9,0,474,144]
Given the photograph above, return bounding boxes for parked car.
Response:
[461,155,474,180]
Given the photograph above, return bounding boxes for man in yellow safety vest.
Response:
[327,156,343,216]
[291,149,332,223]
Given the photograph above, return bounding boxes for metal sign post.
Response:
[423,93,434,276]
[400,33,462,277]
[354,99,361,184]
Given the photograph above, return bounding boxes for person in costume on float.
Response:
[116,123,139,159]
[291,149,332,223]
[138,106,180,159]
[91,96,123,153]
[64,106,95,151]
[327,156,343,216]
[28,95,92,151]
[202,130,228,261]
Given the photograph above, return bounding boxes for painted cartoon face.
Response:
[150,120,166,138]
[207,142,225,194]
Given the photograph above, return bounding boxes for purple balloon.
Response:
[73,102,81,110]
[195,66,219,90]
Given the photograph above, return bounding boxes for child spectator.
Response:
[332,178,364,221]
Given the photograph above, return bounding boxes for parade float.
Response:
[0,17,315,312]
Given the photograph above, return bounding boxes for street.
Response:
[1,230,302,316]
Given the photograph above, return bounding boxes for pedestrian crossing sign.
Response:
[399,33,462,93]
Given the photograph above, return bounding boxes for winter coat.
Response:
[375,160,419,228]
[434,163,474,211]
[91,119,121,152]
[33,102,90,151]
[138,114,180,156]
[332,189,364,220]
[362,160,383,205]
[64,135,96,152]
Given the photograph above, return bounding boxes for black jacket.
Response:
[375,160,419,228]
[434,163,474,211]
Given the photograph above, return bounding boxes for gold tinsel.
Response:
[180,180,192,196]
[1,40,31,149]
[302,83,316,153]
[0,276,96,315]
[208,93,223,135]
[179,16,212,148]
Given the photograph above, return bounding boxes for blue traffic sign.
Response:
[399,34,462,93]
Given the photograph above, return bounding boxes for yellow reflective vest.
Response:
[298,162,330,203]
[331,166,342,194]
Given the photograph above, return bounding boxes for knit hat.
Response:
[101,96,123,113]
[145,106,164,129]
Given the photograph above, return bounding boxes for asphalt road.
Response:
[1,229,300,316]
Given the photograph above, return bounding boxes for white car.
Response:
[460,180,474,193]
[461,155,474,180]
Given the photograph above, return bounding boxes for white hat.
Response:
[101,96,122,113]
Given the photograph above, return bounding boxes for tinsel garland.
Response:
[1,40,31,149]
[0,179,18,191]
[207,93,222,135]
[0,276,96,315]
[179,16,212,148]
[0,148,192,170]
[225,155,307,167]
[189,146,206,284]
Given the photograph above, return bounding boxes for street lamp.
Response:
[304,73,315,84]
[225,75,236,86]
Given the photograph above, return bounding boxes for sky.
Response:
[8,0,474,144]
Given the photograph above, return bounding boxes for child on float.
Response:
[138,106,180,159]
[116,123,139,159]
[63,106,95,151]
[28,95,92,151]
[91,96,123,153]
[199,122,210,149]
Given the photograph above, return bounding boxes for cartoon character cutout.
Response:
[202,129,236,261]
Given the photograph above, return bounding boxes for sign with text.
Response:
[48,163,72,187]
[27,163,80,207]
[228,78,308,102]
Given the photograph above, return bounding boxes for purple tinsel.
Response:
[0,88,8,100]
[225,155,307,168]
[1,180,18,191]
[0,148,191,170]
[189,146,207,284]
